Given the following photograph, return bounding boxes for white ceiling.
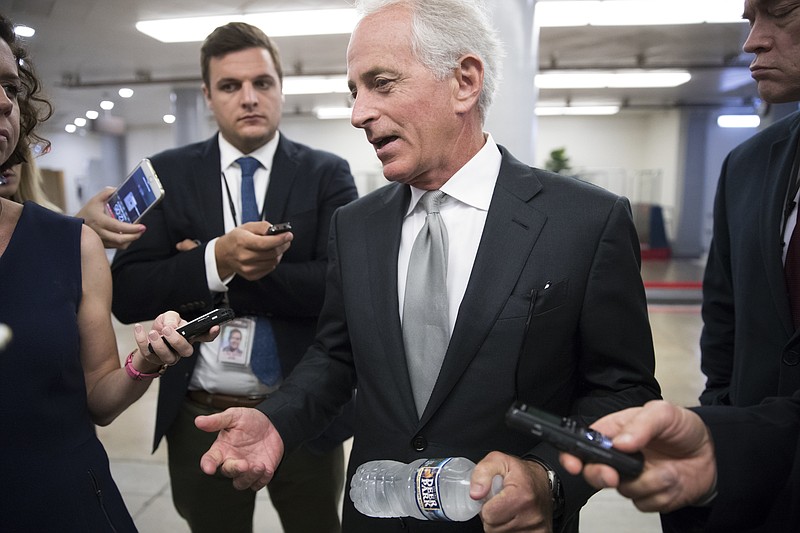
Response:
[3,0,757,134]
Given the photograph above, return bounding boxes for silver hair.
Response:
[353,0,504,123]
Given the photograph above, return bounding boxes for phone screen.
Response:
[106,163,161,223]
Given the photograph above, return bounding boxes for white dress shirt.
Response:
[398,134,502,335]
[190,132,280,395]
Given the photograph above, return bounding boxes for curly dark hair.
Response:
[0,14,53,171]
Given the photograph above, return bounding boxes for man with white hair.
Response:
[196,1,661,531]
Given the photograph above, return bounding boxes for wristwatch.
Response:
[124,350,168,381]
[528,457,565,519]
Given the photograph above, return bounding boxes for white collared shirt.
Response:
[192,132,280,395]
[398,134,502,335]
[204,132,280,290]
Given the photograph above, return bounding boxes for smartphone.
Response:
[105,158,164,224]
[147,308,235,355]
[506,402,644,478]
[177,308,236,339]
[267,222,292,235]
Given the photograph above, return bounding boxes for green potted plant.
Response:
[545,147,571,174]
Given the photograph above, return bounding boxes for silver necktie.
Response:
[402,190,450,416]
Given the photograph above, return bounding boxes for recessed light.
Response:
[13,25,35,38]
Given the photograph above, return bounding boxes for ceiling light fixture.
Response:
[118,88,134,98]
[100,100,115,110]
[536,70,691,89]
[86,110,99,120]
[163,114,176,124]
[13,25,35,38]
[535,106,620,116]
[717,114,760,128]
[65,124,77,133]
[535,101,621,116]
[136,9,358,43]
[314,106,353,120]
[283,76,349,95]
[535,0,744,27]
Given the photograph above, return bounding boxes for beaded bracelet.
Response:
[124,350,168,381]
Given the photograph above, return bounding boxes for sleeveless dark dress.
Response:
[0,202,137,532]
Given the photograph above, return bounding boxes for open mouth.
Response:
[374,136,398,149]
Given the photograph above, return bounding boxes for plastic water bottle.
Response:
[350,457,503,522]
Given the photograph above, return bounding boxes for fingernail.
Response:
[616,433,634,445]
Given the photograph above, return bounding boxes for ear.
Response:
[202,84,212,108]
[453,54,484,114]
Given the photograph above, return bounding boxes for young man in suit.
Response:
[110,22,358,533]
[701,0,800,409]
[561,393,800,531]
[195,1,661,532]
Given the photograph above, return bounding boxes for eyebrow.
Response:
[348,66,400,89]
[215,73,275,85]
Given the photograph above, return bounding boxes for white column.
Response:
[172,87,213,147]
[485,0,539,165]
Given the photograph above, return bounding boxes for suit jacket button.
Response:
[411,435,427,451]
[783,350,800,366]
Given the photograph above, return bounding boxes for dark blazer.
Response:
[701,112,800,408]
[110,133,358,451]
[261,146,661,532]
[662,390,800,532]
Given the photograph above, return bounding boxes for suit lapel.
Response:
[263,135,296,223]
[761,119,800,337]
[421,150,546,423]
[196,136,225,237]
[364,184,420,421]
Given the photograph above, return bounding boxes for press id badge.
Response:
[216,317,256,367]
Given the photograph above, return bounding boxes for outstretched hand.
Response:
[559,401,717,513]
[196,407,285,491]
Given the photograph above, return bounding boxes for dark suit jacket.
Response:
[261,146,661,532]
[701,112,800,408]
[110,133,358,452]
[662,390,800,532]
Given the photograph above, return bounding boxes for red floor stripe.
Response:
[644,281,702,289]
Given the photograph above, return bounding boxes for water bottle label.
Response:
[414,458,453,521]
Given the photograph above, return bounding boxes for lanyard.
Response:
[221,170,266,226]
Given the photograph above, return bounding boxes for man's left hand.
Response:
[472,451,554,533]
[196,408,285,491]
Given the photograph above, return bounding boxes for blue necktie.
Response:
[237,157,282,387]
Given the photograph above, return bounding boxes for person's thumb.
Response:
[195,411,232,433]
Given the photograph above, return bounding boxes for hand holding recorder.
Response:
[215,221,293,281]
[557,400,718,513]
[506,402,644,479]
[147,308,235,361]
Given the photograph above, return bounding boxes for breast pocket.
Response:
[531,279,568,316]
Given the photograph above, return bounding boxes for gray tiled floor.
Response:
[100,259,706,532]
